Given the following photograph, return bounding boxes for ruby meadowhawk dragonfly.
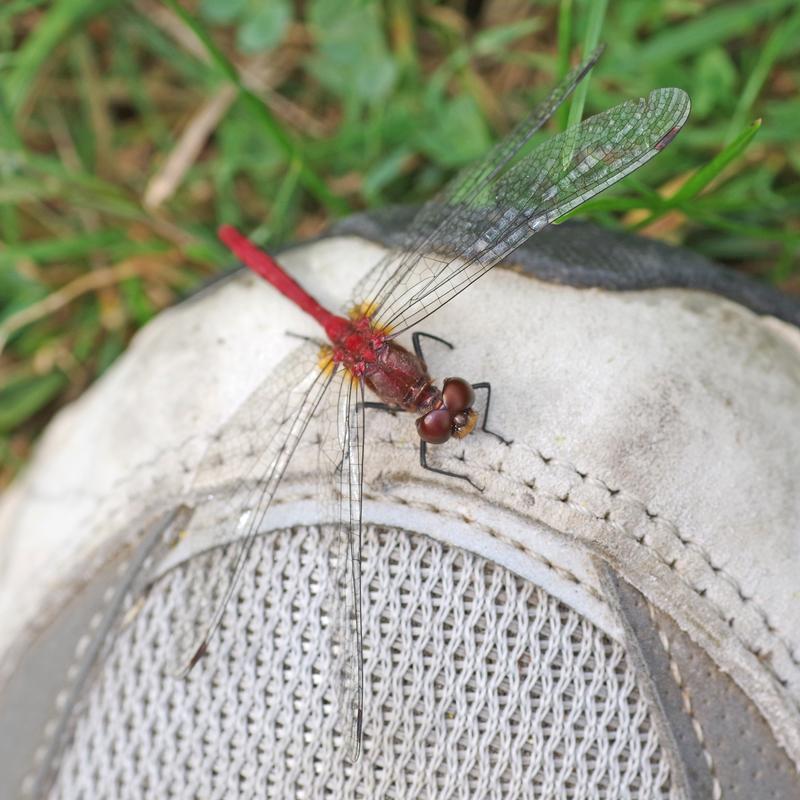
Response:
[170,46,690,761]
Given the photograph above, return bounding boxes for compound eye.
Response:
[442,378,474,414]
[416,408,452,444]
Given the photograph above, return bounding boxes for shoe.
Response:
[2,216,799,799]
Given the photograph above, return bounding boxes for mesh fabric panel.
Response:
[49,525,674,799]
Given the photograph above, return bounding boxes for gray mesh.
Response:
[49,525,674,799]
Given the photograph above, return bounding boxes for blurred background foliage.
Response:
[0,0,799,485]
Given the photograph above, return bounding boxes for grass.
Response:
[0,0,798,485]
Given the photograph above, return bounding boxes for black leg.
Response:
[357,400,400,416]
[471,382,512,445]
[412,331,454,361]
[419,440,482,491]
[285,331,326,347]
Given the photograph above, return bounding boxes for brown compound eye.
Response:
[416,408,452,444]
[442,378,474,413]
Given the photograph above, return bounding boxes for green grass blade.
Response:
[686,210,800,244]
[6,0,117,114]
[725,8,800,142]
[672,119,762,203]
[161,0,348,216]
[556,0,573,130]
[0,230,128,268]
[636,0,796,67]
[627,119,763,233]
[0,371,67,432]
[559,195,668,219]
[0,84,22,150]
[564,0,607,131]
[0,83,22,243]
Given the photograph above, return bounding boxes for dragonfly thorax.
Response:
[362,339,436,411]
[342,332,479,445]
[325,315,386,376]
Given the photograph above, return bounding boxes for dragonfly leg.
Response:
[358,400,400,417]
[412,331,454,361]
[472,382,513,445]
[419,440,482,491]
[285,330,326,347]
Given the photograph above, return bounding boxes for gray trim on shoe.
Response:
[0,511,179,800]
[599,562,708,800]
[603,562,800,800]
[330,207,800,327]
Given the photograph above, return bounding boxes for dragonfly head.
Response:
[415,378,478,444]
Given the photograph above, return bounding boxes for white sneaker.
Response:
[2,218,799,799]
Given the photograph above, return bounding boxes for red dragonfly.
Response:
[171,46,690,761]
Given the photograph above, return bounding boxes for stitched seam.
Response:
[648,602,723,800]
[13,433,797,703]
[142,482,607,609]
[406,436,800,692]
[149,485,608,609]
[32,423,800,680]
[359,489,606,606]
[14,342,797,683]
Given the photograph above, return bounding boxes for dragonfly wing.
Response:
[168,340,339,676]
[370,86,690,335]
[327,375,366,761]
[349,46,604,313]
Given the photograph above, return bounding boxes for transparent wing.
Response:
[169,341,339,675]
[330,376,365,761]
[364,86,690,335]
[349,45,604,312]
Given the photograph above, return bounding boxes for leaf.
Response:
[361,147,414,200]
[307,0,397,105]
[471,18,544,56]
[120,278,155,326]
[237,0,291,53]
[0,0,48,25]
[217,100,284,172]
[725,8,800,141]
[564,0,608,130]
[97,331,125,374]
[416,94,490,169]
[691,48,737,119]
[0,230,126,269]
[199,0,248,25]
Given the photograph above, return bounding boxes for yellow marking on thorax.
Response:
[348,300,394,335]
[348,300,377,320]
[318,344,362,386]
[318,345,335,376]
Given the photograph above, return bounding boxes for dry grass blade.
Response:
[0,257,167,356]
[144,85,237,209]
[136,0,326,138]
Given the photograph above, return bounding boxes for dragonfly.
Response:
[169,45,690,762]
